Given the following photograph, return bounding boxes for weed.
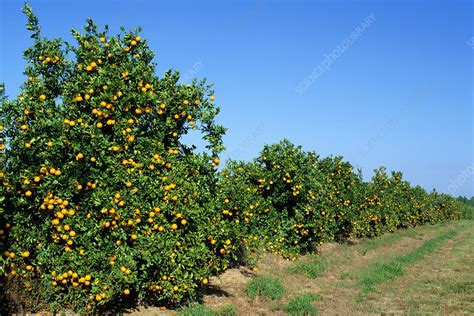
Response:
[284,293,320,315]
[245,276,285,300]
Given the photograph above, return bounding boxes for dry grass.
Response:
[125,220,473,315]
[358,221,474,314]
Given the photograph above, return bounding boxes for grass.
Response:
[357,227,423,255]
[245,275,286,300]
[444,280,474,294]
[358,229,458,295]
[358,233,405,255]
[395,230,457,265]
[356,221,474,315]
[132,220,472,315]
[284,293,320,316]
[359,261,404,292]
[178,303,235,316]
[288,255,328,279]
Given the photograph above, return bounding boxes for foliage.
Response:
[220,140,464,260]
[457,196,474,219]
[457,196,474,207]
[1,4,228,313]
[217,140,325,259]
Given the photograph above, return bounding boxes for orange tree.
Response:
[1,4,229,313]
[217,140,324,259]
[354,168,462,238]
[312,155,364,242]
[0,83,6,278]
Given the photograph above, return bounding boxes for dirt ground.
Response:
[126,220,473,315]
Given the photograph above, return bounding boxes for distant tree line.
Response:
[457,196,474,207]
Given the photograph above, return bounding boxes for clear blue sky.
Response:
[1,0,473,197]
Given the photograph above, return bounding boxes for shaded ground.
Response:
[127,220,473,315]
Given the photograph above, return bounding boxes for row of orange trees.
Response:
[0,5,467,313]
[217,140,465,260]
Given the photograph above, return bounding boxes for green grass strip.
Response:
[359,229,458,293]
